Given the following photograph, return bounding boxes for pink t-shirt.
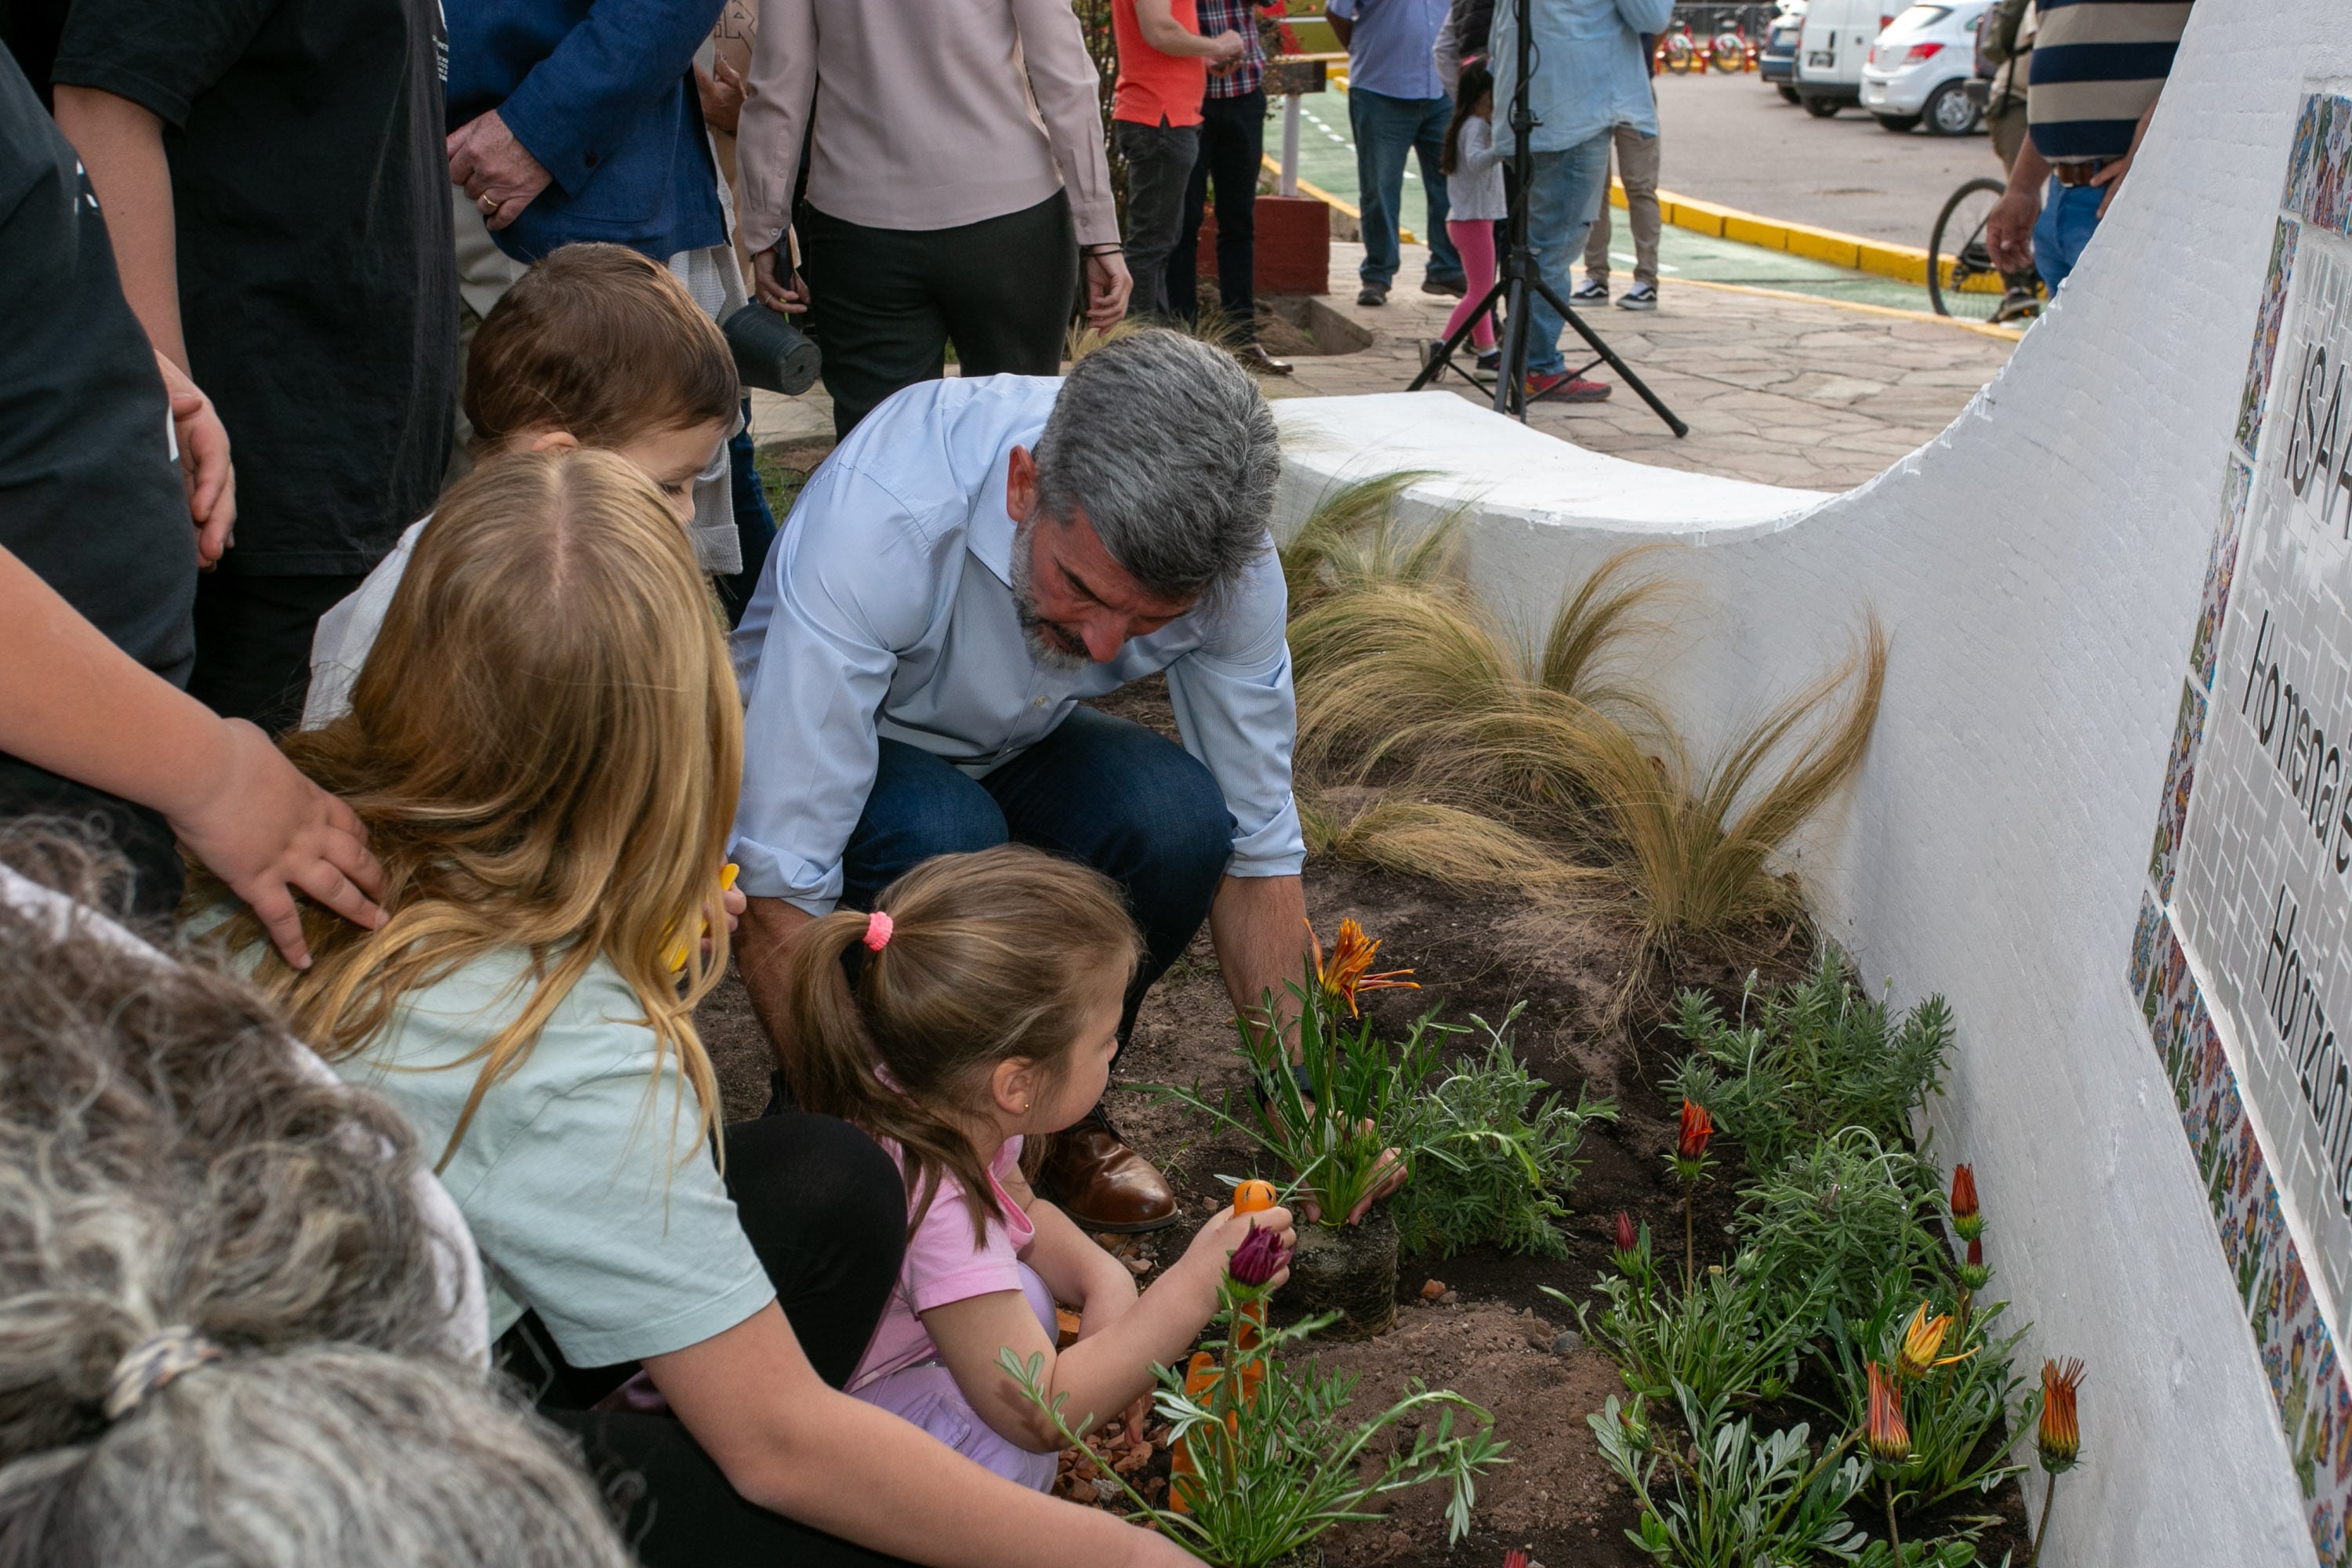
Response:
[851,1137,1035,1391]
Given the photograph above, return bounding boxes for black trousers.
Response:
[521,1113,914,1566]
[1170,89,1268,340]
[800,192,1079,439]
[189,568,369,733]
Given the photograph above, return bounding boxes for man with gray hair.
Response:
[730,330,1307,1231]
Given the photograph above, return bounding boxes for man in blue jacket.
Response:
[442,0,771,592]
[445,0,728,264]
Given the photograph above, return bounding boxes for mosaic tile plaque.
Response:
[2135,92,2352,1568]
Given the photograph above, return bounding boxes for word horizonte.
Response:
[2257,882,2352,1221]
[2240,608,2352,870]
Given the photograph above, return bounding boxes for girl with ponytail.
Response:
[787,846,1294,1487]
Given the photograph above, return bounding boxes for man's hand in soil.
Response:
[447,110,553,232]
[1294,1139,1406,1227]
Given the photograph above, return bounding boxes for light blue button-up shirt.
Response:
[1327,0,1450,101]
[729,375,1306,915]
[1489,0,1672,154]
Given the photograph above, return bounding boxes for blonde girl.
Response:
[787,846,1293,1489]
[199,448,1201,1568]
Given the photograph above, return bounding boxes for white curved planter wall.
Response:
[1269,7,2349,1562]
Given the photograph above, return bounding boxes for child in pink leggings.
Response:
[1439,62,1506,361]
[786,848,1294,1487]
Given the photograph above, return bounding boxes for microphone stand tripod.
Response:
[1404,0,1687,435]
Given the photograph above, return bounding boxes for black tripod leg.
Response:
[1405,279,1511,393]
[1531,278,1690,437]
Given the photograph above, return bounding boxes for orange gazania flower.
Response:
[1950,1163,1983,1242]
[2038,1358,2085,1473]
[1865,1361,1911,1464]
[1896,1302,1976,1380]
[1307,918,1418,1017]
[1677,1099,1715,1162]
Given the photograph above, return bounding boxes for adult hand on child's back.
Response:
[169,719,386,970]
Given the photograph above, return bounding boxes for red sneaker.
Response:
[1526,371,1613,403]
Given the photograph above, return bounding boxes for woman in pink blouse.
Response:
[738,0,1134,437]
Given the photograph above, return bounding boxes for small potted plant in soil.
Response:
[1146,920,1443,1338]
[1000,1213,1508,1566]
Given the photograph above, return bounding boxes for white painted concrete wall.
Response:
[1269,7,2344,1563]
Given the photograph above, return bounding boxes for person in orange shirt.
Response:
[1112,0,1245,318]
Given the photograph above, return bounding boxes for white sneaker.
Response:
[1570,278,1610,303]
[1618,282,1658,311]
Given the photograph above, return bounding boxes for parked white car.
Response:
[1860,0,1992,134]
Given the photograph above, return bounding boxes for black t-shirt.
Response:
[0,51,193,682]
[0,51,195,916]
[51,0,457,577]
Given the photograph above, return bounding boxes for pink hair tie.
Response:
[862,911,895,952]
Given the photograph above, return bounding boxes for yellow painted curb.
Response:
[1261,153,1416,245]
[1613,181,1951,289]
[1673,276,2024,341]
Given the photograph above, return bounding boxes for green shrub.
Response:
[1592,1386,1869,1568]
[1392,1012,1616,1260]
[1555,1252,1817,1410]
[1668,954,1954,1171]
[1738,1127,1944,1334]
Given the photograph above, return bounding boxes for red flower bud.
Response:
[1616,1210,1638,1255]
[1228,1221,1289,1287]
[1504,1552,1529,1568]
[2038,1358,2085,1473]
[1865,1360,1911,1465]
[1677,1099,1715,1162]
[1950,1163,1984,1242]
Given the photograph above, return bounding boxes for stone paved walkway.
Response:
[1265,242,2017,492]
[750,239,2018,495]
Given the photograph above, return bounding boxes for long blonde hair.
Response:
[209,448,741,1169]
[786,848,1140,1245]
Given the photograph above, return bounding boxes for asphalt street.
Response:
[1650,70,2010,247]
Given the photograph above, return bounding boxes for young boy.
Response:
[304,245,739,728]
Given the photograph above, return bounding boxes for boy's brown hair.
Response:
[464,243,738,453]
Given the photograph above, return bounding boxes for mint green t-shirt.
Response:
[210,916,774,1368]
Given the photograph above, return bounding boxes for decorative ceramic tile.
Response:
[2130,93,2352,1566]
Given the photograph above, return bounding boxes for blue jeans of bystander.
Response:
[1521,129,1616,377]
[2033,178,2104,295]
[840,707,1235,1044]
[1348,86,1463,289]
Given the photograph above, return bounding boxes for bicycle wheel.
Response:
[1711,32,1744,71]
[1928,176,2021,320]
[1666,34,1698,73]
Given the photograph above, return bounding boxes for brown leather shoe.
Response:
[1237,341,1294,376]
[1033,1110,1178,1232]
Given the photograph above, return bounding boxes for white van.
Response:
[1794,0,1896,116]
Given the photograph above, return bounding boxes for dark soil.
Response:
[698,673,2029,1568]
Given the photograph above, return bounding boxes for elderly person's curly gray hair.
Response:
[0,837,633,1568]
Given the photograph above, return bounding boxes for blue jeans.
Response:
[716,398,780,627]
[1523,130,1616,376]
[2033,178,2103,294]
[1348,87,1463,288]
[841,707,1234,1043]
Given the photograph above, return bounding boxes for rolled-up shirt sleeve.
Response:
[730,464,932,913]
[1164,550,1306,879]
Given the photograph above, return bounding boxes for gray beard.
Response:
[1008,517,1091,672]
